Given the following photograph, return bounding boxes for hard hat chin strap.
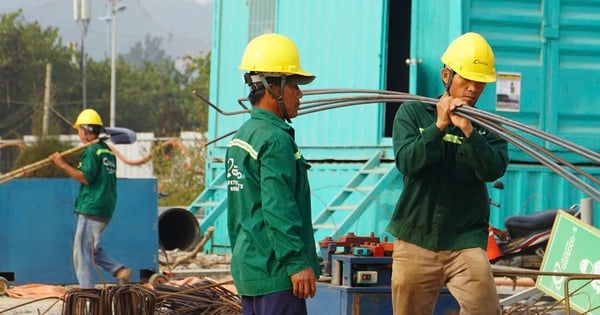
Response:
[444,66,455,97]
[260,75,291,123]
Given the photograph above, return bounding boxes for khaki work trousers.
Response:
[391,239,501,315]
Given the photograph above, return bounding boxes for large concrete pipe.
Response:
[158,207,200,250]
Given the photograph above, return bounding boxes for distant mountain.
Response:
[0,0,213,60]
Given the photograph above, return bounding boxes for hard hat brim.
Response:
[286,74,316,85]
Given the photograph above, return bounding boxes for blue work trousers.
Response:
[242,289,307,315]
[73,214,124,288]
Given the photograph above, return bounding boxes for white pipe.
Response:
[580,197,593,225]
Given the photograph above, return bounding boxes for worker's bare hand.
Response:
[435,93,452,131]
[448,100,473,137]
[290,267,316,299]
[49,152,67,169]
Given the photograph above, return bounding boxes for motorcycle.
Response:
[486,181,579,269]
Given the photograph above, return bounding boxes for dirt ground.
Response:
[0,252,232,315]
[0,250,563,314]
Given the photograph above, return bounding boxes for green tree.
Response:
[124,34,171,67]
[115,50,210,135]
[0,10,211,207]
[0,10,210,138]
[0,10,80,138]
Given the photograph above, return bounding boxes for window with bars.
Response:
[248,0,276,41]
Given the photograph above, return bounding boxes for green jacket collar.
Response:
[251,107,294,137]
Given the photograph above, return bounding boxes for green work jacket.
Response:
[387,101,509,251]
[225,108,321,296]
[75,141,117,219]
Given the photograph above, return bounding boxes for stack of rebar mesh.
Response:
[195,88,599,203]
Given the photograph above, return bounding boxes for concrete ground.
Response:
[0,295,64,315]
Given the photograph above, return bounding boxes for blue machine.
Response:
[307,254,459,315]
[0,178,158,285]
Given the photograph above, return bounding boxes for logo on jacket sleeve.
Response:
[227,158,244,191]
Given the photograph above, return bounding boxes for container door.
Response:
[410,0,600,161]
[552,1,600,156]
[408,0,463,98]
[467,0,600,162]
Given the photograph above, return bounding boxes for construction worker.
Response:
[388,32,509,314]
[225,33,321,315]
[49,108,132,288]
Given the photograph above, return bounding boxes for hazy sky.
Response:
[0,0,213,59]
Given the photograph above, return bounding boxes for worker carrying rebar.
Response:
[225,33,321,315]
[49,109,132,288]
[387,32,509,315]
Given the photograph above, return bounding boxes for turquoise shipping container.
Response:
[194,0,600,253]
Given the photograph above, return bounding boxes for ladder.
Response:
[188,170,228,234]
[312,151,399,240]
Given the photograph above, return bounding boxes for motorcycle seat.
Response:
[504,208,576,239]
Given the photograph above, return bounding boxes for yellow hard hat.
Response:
[73,108,103,129]
[440,32,496,83]
[239,33,315,84]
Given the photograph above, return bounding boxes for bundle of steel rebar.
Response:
[194,88,600,203]
[61,285,155,315]
[154,278,241,315]
[101,285,156,315]
[62,288,102,315]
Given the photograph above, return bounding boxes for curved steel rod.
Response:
[197,89,600,175]
[203,129,236,147]
[302,89,600,164]
[457,105,600,164]
[193,90,249,116]
[293,93,600,165]
[297,98,600,186]
[462,112,600,202]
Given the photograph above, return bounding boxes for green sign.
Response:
[537,210,600,314]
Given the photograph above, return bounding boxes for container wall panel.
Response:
[467,1,548,162]
[209,0,252,154]
[463,0,600,161]
[278,0,388,148]
[209,0,389,162]
[554,0,600,152]
[488,164,600,229]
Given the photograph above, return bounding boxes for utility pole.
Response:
[42,63,52,138]
[109,0,117,127]
[73,0,91,109]
[108,0,126,127]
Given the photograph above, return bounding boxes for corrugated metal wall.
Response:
[489,164,600,228]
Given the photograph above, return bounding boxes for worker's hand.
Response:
[290,267,316,299]
[437,94,473,137]
[435,93,452,131]
[448,101,473,138]
[49,152,67,169]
